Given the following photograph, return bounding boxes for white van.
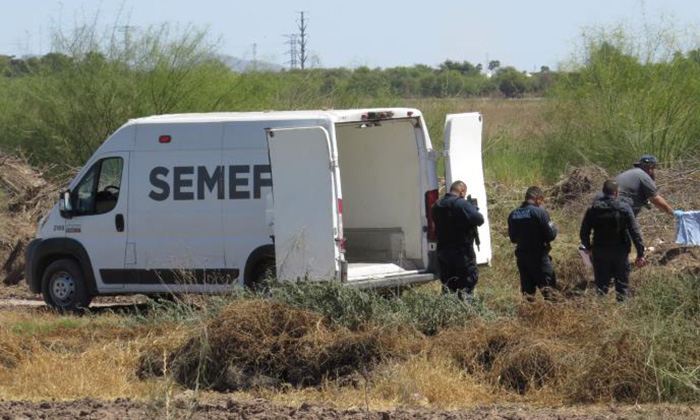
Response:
[25,109,491,309]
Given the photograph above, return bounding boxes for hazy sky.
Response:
[2,0,698,70]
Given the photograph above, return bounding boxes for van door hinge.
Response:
[330,159,339,170]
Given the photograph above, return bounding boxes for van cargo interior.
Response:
[335,119,424,280]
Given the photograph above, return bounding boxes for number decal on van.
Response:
[66,224,81,233]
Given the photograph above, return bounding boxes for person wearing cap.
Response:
[580,180,645,301]
[615,155,674,216]
[508,186,558,301]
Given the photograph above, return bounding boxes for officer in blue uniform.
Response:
[508,186,558,300]
[580,180,645,301]
[431,180,484,298]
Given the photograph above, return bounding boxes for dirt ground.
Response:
[0,397,697,420]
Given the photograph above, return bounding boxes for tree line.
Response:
[1,23,699,177]
[0,52,554,99]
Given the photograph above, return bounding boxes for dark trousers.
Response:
[515,250,556,300]
[592,247,630,301]
[438,247,478,296]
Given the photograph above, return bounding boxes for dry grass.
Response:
[405,97,550,145]
[0,309,189,402]
[251,354,502,411]
[371,355,497,407]
[0,324,23,369]
[0,102,698,409]
[0,266,697,409]
[0,153,63,287]
[154,288,698,407]
[0,343,157,400]
[165,300,407,391]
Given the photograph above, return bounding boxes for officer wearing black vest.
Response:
[507,186,558,300]
[431,180,484,298]
[580,180,645,301]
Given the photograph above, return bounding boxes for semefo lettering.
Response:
[148,165,272,201]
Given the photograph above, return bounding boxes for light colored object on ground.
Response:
[25,108,492,309]
[579,248,592,267]
[675,210,700,246]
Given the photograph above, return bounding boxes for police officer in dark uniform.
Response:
[431,180,484,298]
[580,180,645,301]
[507,186,557,300]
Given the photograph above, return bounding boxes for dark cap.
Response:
[633,154,658,168]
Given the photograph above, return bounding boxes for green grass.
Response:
[10,318,85,335]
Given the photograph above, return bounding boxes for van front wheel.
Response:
[41,259,92,311]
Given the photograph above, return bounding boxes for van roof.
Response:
[128,108,422,125]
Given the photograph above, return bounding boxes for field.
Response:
[1,97,699,419]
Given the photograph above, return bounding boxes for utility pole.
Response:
[297,11,308,70]
[118,25,136,52]
[252,43,257,71]
[284,34,298,69]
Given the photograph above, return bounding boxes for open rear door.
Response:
[443,113,492,265]
[267,126,340,282]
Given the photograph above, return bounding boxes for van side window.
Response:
[74,164,99,215]
[73,157,124,216]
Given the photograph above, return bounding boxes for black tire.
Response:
[41,259,92,311]
[249,257,276,292]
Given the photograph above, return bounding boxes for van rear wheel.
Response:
[250,258,275,292]
[41,259,92,311]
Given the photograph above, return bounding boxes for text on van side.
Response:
[148,165,272,201]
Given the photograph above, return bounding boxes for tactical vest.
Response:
[590,199,627,247]
[432,196,476,248]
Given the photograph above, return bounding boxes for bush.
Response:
[544,27,700,178]
[167,300,391,390]
[272,281,492,335]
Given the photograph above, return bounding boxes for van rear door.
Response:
[266,126,341,282]
[443,113,492,265]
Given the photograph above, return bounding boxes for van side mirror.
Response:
[59,190,73,219]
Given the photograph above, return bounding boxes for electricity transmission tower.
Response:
[284,34,298,69]
[252,42,257,71]
[117,25,137,51]
[297,11,308,70]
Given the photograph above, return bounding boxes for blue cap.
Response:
[634,154,658,168]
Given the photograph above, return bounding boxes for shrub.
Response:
[544,26,700,178]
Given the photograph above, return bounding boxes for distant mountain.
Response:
[216,54,284,73]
